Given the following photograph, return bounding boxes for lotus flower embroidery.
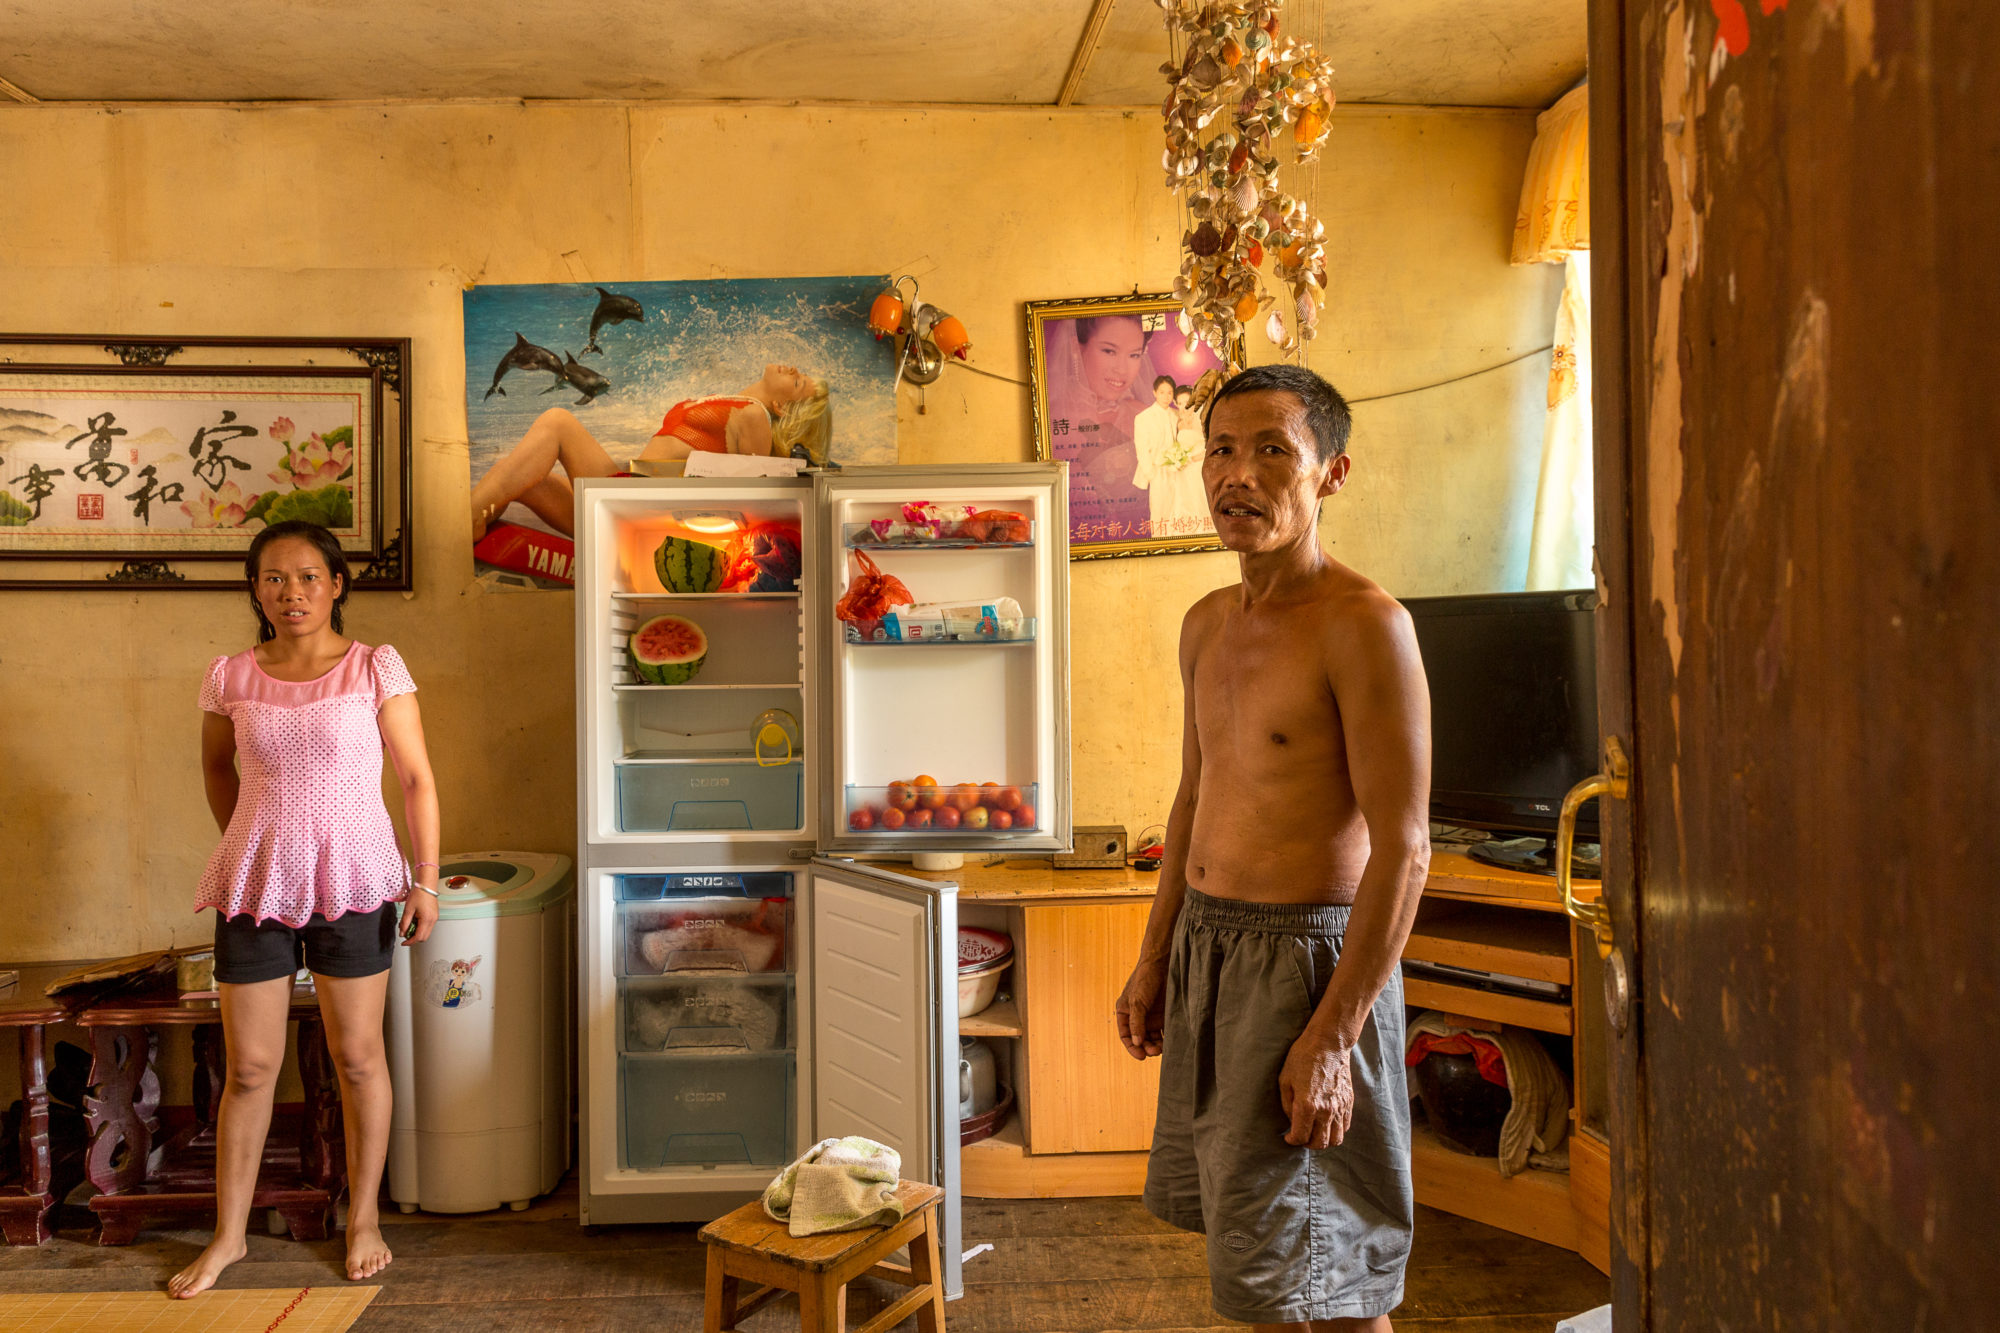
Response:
[181,481,258,529]
[269,431,353,490]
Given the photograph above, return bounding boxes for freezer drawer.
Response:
[617,898,791,976]
[620,1052,795,1169]
[621,975,792,1053]
[616,761,803,832]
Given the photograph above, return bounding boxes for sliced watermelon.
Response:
[629,614,708,685]
[656,536,727,593]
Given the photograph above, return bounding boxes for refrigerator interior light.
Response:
[676,510,745,534]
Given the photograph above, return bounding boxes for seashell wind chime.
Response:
[1159,0,1336,358]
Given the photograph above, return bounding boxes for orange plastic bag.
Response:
[834,550,913,624]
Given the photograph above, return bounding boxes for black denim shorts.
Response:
[211,903,400,985]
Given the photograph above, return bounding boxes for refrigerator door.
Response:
[813,464,1071,855]
[575,476,818,868]
[804,857,963,1300]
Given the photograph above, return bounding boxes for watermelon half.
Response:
[629,614,708,685]
[656,536,727,593]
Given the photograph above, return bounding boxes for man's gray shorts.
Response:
[1143,887,1413,1324]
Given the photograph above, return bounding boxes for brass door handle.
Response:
[1558,735,1629,957]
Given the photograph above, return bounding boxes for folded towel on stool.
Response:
[762,1136,904,1237]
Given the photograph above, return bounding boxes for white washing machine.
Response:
[387,851,574,1213]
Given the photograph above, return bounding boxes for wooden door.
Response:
[1591,1,2000,1326]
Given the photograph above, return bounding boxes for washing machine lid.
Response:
[433,851,575,920]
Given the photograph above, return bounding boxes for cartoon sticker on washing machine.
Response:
[424,956,484,1009]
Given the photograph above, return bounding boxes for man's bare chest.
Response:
[1192,634,1345,757]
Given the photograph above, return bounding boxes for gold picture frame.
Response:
[1026,293,1242,560]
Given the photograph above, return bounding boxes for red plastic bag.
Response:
[719,519,803,593]
[970,509,1030,544]
[834,550,913,624]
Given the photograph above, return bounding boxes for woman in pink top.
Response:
[170,520,441,1299]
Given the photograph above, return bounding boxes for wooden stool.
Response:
[699,1180,946,1333]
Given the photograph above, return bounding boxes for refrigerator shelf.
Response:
[611,681,806,692]
[617,750,803,766]
[610,591,800,601]
[841,519,1036,551]
[844,617,1037,646]
[845,782,1041,834]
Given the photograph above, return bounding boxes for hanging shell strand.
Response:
[1159,0,1335,357]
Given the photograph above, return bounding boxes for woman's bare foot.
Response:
[168,1235,248,1299]
[346,1222,393,1281]
[471,501,497,544]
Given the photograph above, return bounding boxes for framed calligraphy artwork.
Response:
[1025,293,1241,560]
[0,336,411,590]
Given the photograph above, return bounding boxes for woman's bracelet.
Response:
[411,860,441,899]
[413,882,440,898]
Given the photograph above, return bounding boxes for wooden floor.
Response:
[0,1177,1607,1331]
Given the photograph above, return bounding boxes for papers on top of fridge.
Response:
[682,453,808,479]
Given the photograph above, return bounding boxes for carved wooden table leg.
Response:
[191,1021,226,1146]
[0,1026,55,1245]
[85,1025,159,1244]
[287,1015,342,1241]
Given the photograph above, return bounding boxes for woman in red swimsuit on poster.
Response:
[469,364,830,540]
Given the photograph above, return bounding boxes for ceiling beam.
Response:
[1057,0,1121,107]
[0,74,40,104]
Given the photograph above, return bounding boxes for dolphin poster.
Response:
[462,275,895,589]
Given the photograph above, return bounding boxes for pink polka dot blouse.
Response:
[195,642,418,927]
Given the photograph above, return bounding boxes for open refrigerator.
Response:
[572,464,1070,1299]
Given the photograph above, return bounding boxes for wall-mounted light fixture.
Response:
[871,275,972,408]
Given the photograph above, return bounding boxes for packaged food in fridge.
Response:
[622,898,789,975]
[625,978,789,1052]
[833,550,913,624]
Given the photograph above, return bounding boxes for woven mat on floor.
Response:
[0,1286,379,1333]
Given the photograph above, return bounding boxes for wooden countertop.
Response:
[863,845,1599,912]
[867,857,1160,904]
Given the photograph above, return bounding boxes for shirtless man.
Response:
[1116,363,1431,1331]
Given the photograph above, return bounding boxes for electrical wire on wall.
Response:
[944,343,1556,403]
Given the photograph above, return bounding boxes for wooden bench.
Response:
[698,1180,946,1333]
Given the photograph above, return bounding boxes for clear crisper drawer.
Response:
[621,976,792,1053]
[616,760,803,832]
[621,1052,794,1170]
[618,898,790,976]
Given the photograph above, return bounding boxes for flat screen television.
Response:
[1404,589,1600,845]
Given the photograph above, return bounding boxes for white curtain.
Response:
[1513,82,1594,592]
[1525,252,1594,590]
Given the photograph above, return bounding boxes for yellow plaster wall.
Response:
[0,103,1557,961]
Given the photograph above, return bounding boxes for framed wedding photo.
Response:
[1025,293,1240,560]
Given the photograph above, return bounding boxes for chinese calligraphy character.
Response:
[188,411,259,490]
[10,463,62,518]
[66,412,131,487]
[125,464,186,527]
[1051,418,1069,437]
